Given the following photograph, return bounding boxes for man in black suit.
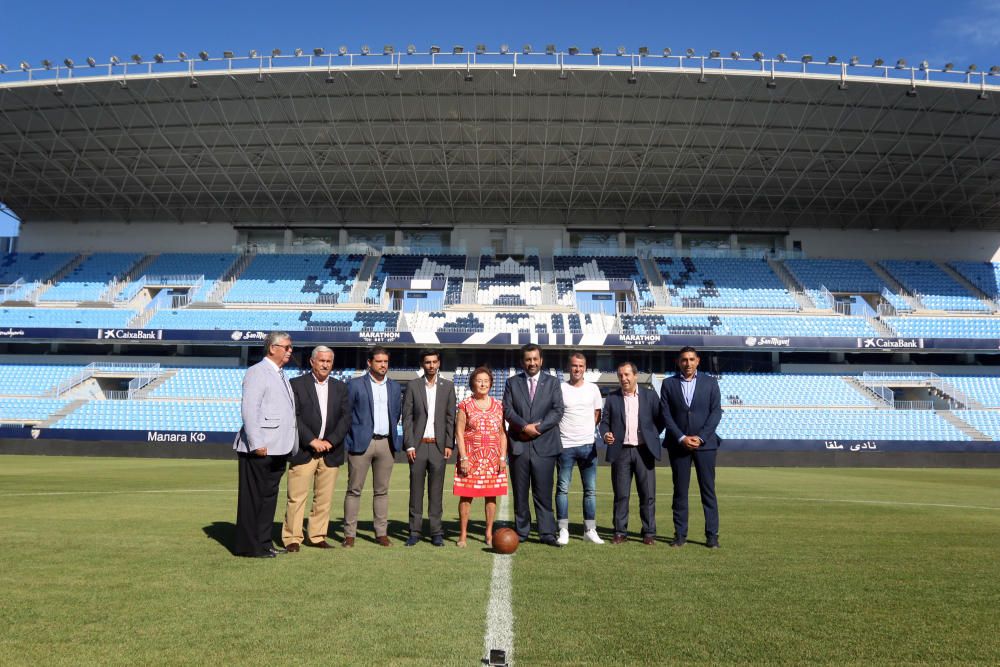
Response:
[281,345,350,552]
[502,343,565,546]
[402,348,456,547]
[660,346,723,549]
[599,361,666,545]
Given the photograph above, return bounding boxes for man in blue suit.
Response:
[599,361,665,545]
[503,343,565,546]
[342,346,403,548]
[660,346,723,549]
[232,331,299,558]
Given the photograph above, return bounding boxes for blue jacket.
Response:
[344,374,403,454]
[659,373,723,451]
[599,387,666,462]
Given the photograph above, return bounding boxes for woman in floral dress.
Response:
[453,366,508,547]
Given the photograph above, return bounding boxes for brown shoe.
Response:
[286,543,300,553]
[306,540,333,549]
[342,537,355,548]
[643,535,656,546]
[612,534,627,545]
[375,535,392,547]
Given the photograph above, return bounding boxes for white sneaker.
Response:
[557,527,570,545]
[583,529,605,544]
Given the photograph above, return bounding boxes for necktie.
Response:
[528,377,536,402]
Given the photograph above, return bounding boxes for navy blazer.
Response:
[659,373,723,451]
[344,374,404,454]
[599,387,666,462]
[289,373,350,467]
[502,371,564,457]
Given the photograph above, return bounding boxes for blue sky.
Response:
[2,0,999,237]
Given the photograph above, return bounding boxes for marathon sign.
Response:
[857,337,924,350]
[97,328,164,340]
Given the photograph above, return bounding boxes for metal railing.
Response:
[894,400,935,410]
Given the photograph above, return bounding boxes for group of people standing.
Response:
[232,332,723,558]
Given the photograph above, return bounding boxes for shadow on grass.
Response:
[202,521,237,555]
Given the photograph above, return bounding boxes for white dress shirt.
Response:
[313,373,329,439]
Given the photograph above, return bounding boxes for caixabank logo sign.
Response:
[857,337,924,350]
[97,329,164,340]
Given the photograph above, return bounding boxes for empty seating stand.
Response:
[477,255,543,306]
[881,260,988,312]
[655,257,798,310]
[39,253,142,302]
[225,254,364,304]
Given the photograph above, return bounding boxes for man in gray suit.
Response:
[233,331,299,558]
[503,343,565,546]
[402,348,456,547]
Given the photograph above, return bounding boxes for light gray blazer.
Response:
[232,359,298,456]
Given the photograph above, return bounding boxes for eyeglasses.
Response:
[271,343,293,350]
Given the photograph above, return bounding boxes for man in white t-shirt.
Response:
[556,351,605,545]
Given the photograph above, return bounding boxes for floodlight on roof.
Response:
[895,58,907,69]
[592,46,602,56]
[63,58,74,69]
[198,51,209,61]
[685,48,695,57]
[777,53,787,62]
[407,44,416,55]
[827,55,837,64]
[294,48,303,57]
[801,54,813,63]
[499,44,509,54]
[361,45,370,55]
[41,59,53,69]
[968,63,978,72]
[383,45,394,55]
[731,51,740,60]
[546,44,556,55]
[338,46,348,56]
[19,61,29,71]
[617,46,626,56]
[154,53,165,63]
[110,55,120,65]
[223,51,234,59]
[0,64,7,73]
[247,50,256,59]
[86,56,96,67]
[943,62,954,72]
[662,47,671,57]
[753,51,764,61]
[708,50,720,58]
[453,45,464,54]
[130,54,142,64]
[849,55,859,66]
[638,46,649,56]
[919,60,930,71]
[568,46,579,56]
[873,57,884,67]
[313,48,324,57]
[430,45,441,54]
[178,52,188,61]
[523,44,532,54]
[476,44,487,55]
[991,65,1000,75]
[270,49,281,57]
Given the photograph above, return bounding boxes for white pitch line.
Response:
[482,494,514,666]
[0,489,231,498]
[578,490,1000,511]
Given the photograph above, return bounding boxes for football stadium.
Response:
[2,47,1000,664]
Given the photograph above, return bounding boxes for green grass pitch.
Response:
[1,456,999,665]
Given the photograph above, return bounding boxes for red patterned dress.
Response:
[453,396,508,497]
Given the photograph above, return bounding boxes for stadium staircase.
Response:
[129,370,178,398]
[461,255,481,305]
[25,254,86,302]
[99,254,157,303]
[348,255,380,304]
[844,377,893,407]
[866,315,899,337]
[638,257,671,307]
[936,262,999,313]
[934,379,986,410]
[38,399,87,428]
[868,261,925,310]
[201,252,254,304]
[768,259,815,309]
[936,411,992,441]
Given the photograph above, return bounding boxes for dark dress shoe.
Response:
[375,535,392,547]
[431,535,444,547]
[285,543,300,553]
[269,546,288,555]
[306,540,333,549]
[611,534,627,545]
[405,535,421,547]
[539,535,562,547]
[706,536,720,549]
[252,551,277,558]
[643,535,656,546]
[669,536,686,548]
[342,537,355,548]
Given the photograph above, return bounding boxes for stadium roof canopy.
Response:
[2,50,1000,231]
